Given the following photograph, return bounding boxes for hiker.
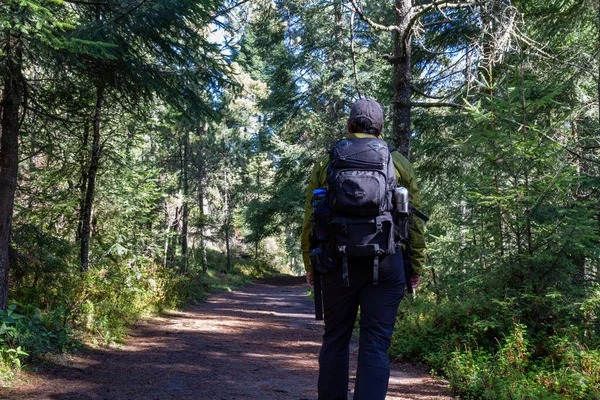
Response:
[301,98,426,400]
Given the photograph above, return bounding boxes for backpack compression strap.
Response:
[342,254,349,287]
[409,203,429,222]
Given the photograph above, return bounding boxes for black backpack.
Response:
[326,137,397,285]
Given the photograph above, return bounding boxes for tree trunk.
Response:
[520,65,533,256]
[331,0,347,117]
[80,84,104,272]
[76,123,90,242]
[393,0,412,158]
[225,217,231,271]
[199,181,208,273]
[164,205,180,269]
[494,175,504,257]
[595,8,600,284]
[196,125,208,273]
[0,37,23,311]
[254,162,260,260]
[180,130,189,273]
[224,169,231,271]
[163,203,172,268]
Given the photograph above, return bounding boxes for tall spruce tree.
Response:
[53,0,228,271]
[0,0,83,311]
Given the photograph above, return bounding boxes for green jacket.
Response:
[301,133,426,275]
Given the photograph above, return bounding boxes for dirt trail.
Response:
[2,275,453,400]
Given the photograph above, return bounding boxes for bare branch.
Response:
[349,0,400,33]
[415,51,468,85]
[410,84,453,100]
[413,0,480,14]
[381,53,401,63]
[394,100,465,108]
[402,1,481,46]
[516,28,598,75]
[64,0,113,5]
[350,10,362,98]
[412,101,464,108]
[419,69,465,86]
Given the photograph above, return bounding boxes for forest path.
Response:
[3,275,452,399]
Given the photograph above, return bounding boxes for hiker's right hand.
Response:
[410,274,421,289]
[306,271,314,288]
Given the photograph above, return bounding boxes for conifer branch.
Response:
[212,0,255,20]
[393,100,464,108]
[410,85,454,100]
[421,19,453,29]
[501,117,600,165]
[113,0,148,24]
[412,0,480,13]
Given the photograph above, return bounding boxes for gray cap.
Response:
[349,99,384,132]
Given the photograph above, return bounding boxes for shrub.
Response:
[2,245,270,378]
[390,290,600,399]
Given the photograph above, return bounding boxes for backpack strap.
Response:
[342,254,349,287]
[409,203,429,222]
[373,256,379,286]
[314,270,323,320]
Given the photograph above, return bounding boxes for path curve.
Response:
[2,275,452,399]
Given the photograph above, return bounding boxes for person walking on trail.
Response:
[301,98,426,400]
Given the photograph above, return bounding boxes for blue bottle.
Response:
[311,188,329,243]
[311,188,328,211]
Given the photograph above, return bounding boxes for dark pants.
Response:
[317,251,405,400]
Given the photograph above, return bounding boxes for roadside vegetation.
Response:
[1,248,274,379]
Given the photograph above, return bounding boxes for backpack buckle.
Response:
[375,217,383,233]
[372,244,384,256]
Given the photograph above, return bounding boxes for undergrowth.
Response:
[1,247,275,380]
[390,286,600,399]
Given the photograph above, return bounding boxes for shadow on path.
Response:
[2,275,452,400]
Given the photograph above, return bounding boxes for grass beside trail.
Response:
[0,249,276,381]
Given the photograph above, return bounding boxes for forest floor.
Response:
[1,275,453,399]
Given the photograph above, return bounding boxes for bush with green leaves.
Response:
[4,219,271,377]
[0,303,78,378]
[390,288,600,399]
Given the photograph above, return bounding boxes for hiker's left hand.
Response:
[306,271,314,288]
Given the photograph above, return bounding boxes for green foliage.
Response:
[2,244,266,378]
[0,305,30,374]
[391,291,600,399]
[395,0,600,394]
[0,303,77,378]
[440,326,600,399]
